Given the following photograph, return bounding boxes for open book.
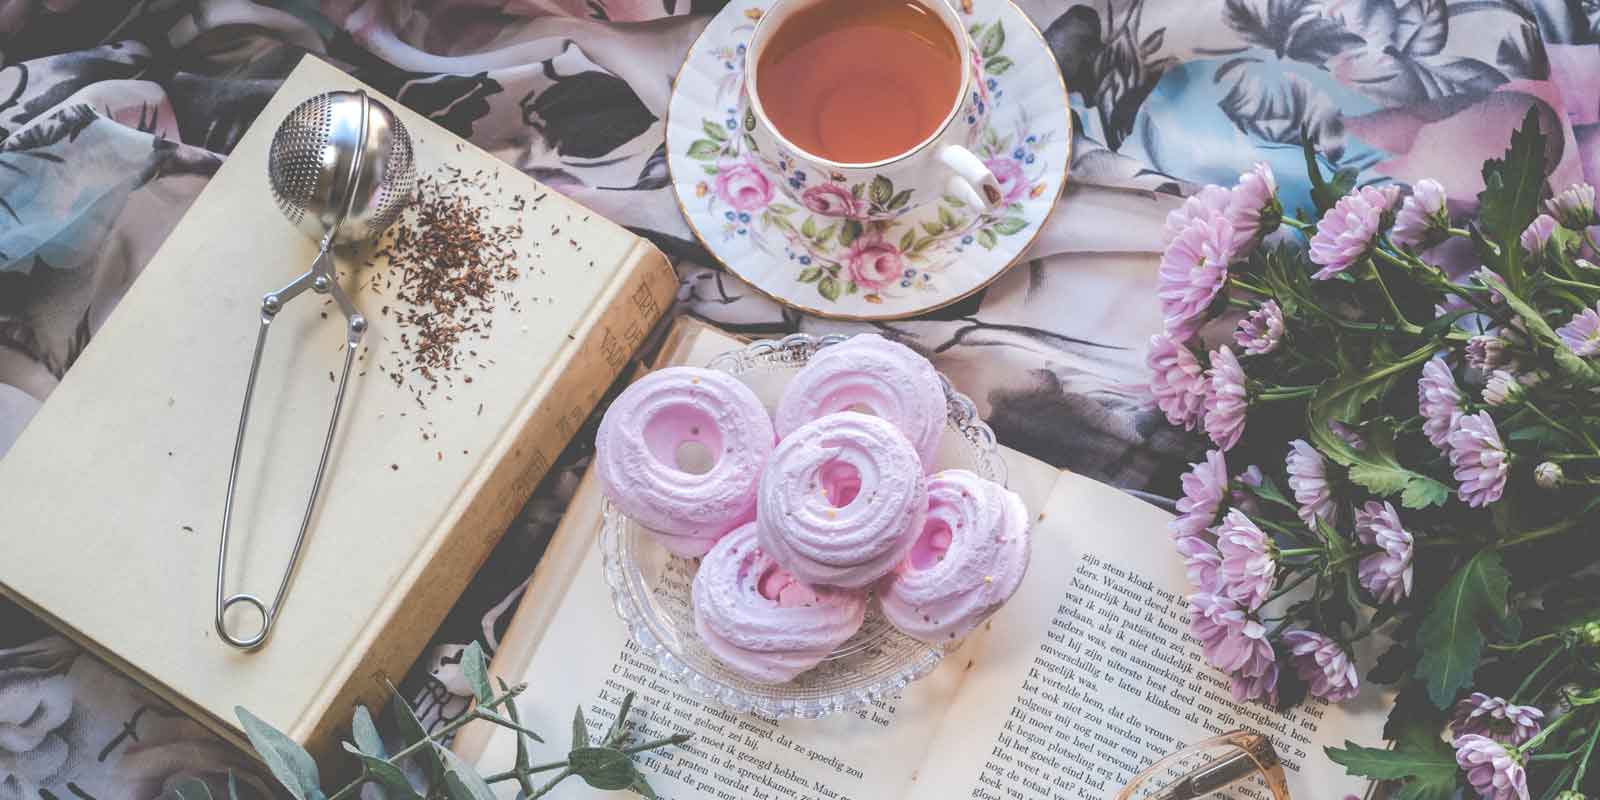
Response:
[454,319,1389,798]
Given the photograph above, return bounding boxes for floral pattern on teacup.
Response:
[682,18,1056,305]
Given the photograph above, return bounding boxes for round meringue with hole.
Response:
[774,333,945,467]
[693,522,867,683]
[879,469,1030,643]
[595,366,775,557]
[757,411,927,588]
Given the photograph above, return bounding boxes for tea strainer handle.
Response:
[214,243,366,650]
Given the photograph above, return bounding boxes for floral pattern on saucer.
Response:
[669,3,1070,318]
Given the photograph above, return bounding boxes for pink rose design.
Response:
[713,159,773,212]
[984,158,1028,203]
[844,232,904,290]
[801,183,864,218]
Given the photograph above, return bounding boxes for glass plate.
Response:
[600,333,1006,718]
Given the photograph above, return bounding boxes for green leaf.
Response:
[387,687,444,785]
[441,751,496,800]
[1482,270,1600,386]
[743,108,756,131]
[888,189,913,210]
[797,267,823,283]
[851,182,865,199]
[846,280,860,293]
[1414,550,1511,707]
[460,642,493,705]
[702,120,728,142]
[570,746,637,791]
[701,165,719,175]
[839,219,862,246]
[169,778,214,800]
[815,223,837,245]
[869,175,893,205]
[342,743,422,800]
[631,776,662,799]
[743,133,759,153]
[976,228,997,249]
[818,276,842,301]
[899,228,917,251]
[768,203,797,215]
[572,706,590,748]
[236,707,324,800]
[984,55,1014,74]
[993,217,1028,235]
[802,217,818,239]
[921,221,944,236]
[1307,347,1449,509]
[938,205,957,228]
[686,140,720,160]
[604,691,636,746]
[350,705,385,757]
[1477,107,1546,245]
[942,193,968,208]
[1325,742,1457,781]
[980,20,1005,58]
[1300,135,1351,215]
[228,772,240,800]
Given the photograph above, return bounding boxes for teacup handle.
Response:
[939,146,1004,210]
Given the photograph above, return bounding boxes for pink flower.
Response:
[1232,465,1264,516]
[842,231,903,290]
[1173,450,1228,539]
[713,158,773,212]
[1226,163,1280,249]
[1286,439,1336,528]
[1215,510,1274,610]
[1546,182,1596,229]
[1230,658,1279,706]
[984,158,1029,204]
[1176,535,1222,592]
[1418,355,1463,453]
[1390,179,1447,248]
[1308,185,1399,279]
[1329,420,1366,450]
[1204,346,1248,451]
[1161,185,1232,247]
[1556,303,1600,357]
[1146,334,1209,430]
[800,183,864,218]
[1467,333,1509,372]
[1519,213,1557,254]
[1454,734,1529,800]
[1188,593,1274,684]
[1282,629,1360,703]
[1355,500,1413,603]
[1451,693,1545,746]
[1159,214,1238,340]
[1234,300,1284,355]
[1449,411,1509,507]
[1482,370,1525,407]
[1535,461,1563,489]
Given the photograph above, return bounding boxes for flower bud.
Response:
[1547,183,1597,229]
[1535,461,1563,489]
[1554,791,1586,800]
[1581,620,1600,648]
[1483,370,1525,406]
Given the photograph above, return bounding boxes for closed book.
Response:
[0,55,676,760]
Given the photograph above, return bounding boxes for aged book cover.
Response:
[456,318,1390,798]
[0,55,676,760]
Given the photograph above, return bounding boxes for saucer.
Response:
[666,0,1071,320]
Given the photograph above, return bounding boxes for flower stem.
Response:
[1277,547,1321,558]
[1517,708,1578,755]
[1263,569,1317,607]
[1490,632,1563,653]
[1447,226,1472,238]
[1512,641,1566,703]
[1280,217,1312,232]
[1544,273,1600,293]
[1257,386,1317,401]
[1230,277,1273,296]
[528,767,575,799]
[1498,517,1582,548]
[1572,715,1600,790]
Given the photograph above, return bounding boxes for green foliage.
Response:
[1477,107,1546,246]
[1414,551,1513,707]
[236,707,324,800]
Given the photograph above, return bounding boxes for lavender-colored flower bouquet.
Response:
[1147,110,1600,799]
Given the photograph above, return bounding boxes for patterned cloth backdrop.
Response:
[0,0,1594,795]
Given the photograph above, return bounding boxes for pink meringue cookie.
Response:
[693,522,866,683]
[596,366,775,556]
[775,333,945,467]
[879,469,1030,643]
[757,411,927,588]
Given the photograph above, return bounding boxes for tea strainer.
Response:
[215,90,415,650]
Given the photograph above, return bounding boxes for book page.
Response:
[911,471,1391,798]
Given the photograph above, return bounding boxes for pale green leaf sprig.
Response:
[170,643,688,800]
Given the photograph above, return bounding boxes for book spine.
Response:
[296,240,677,763]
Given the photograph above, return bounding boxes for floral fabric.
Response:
[1,0,1596,795]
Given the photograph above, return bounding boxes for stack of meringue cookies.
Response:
[595,335,1032,685]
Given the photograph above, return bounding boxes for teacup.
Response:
[741,0,1002,220]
